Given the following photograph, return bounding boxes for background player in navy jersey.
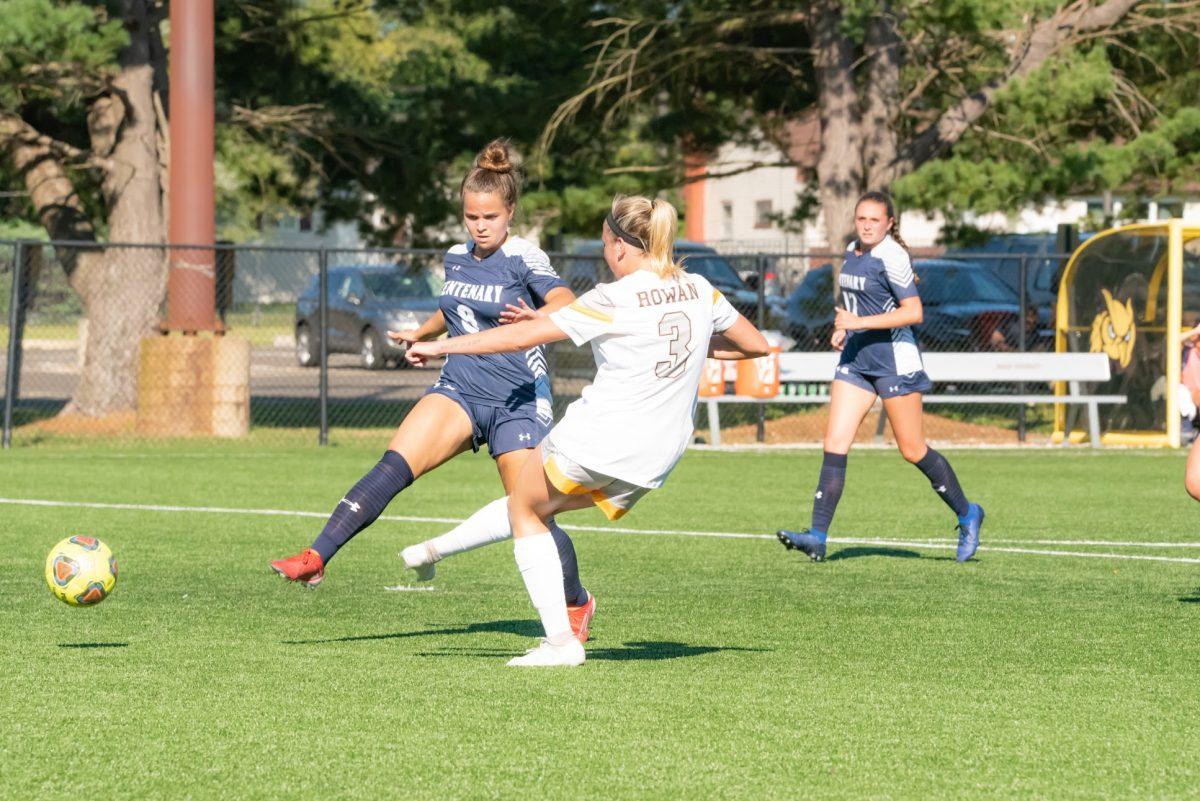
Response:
[270,140,597,640]
[777,192,985,562]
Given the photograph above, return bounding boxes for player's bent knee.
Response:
[823,437,854,454]
[1185,472,1200,501]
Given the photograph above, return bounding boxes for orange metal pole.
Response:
[682,151,707,242]
[165,0,216,332]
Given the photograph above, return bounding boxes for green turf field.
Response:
[2,444,1198,799]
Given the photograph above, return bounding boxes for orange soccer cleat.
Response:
[269,548,325,588]
[567,594,597,643]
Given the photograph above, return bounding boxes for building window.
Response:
[299,212,314,232]
[755,200,773,229]
[721,201,734,239]
[1157,201,1183,220]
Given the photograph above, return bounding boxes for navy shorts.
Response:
[834,362,933,399]
[426,384,549,458]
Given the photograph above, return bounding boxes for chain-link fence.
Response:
[2,238,1079,447]
[685,250,1071,445]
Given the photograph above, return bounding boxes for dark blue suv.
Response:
[295,265,440,369]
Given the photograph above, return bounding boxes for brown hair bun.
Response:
[476,140,515,173]
[462,138,521,207]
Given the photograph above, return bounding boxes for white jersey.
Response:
[548,269,740,488]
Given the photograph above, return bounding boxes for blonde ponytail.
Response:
[609,195,684,278]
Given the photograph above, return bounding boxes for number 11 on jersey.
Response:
[841,292,859,316]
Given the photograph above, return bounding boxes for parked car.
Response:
[784,261,836,350]
[784,259,1031,351]
[295,265,440,369]
[912,259,1024,350]
[565,240,787,327]
[945,233,1076,312]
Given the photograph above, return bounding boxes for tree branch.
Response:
[604,159,801,182]
[0,111,96,243]
[235,1,373,42]
[886,0,1142,183]
[537,10,808,162]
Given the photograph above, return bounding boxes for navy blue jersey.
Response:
[436,236,567,421]
[837,235,924,375]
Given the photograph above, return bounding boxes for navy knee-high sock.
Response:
[548,519,587,606]
[913,448,970,517]
[810,451,847,534]
[311,451,414,564]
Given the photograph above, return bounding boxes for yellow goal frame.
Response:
[1054,220,1200,447]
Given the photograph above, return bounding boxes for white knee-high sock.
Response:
[513,533,572,643]
[425,497,510,561]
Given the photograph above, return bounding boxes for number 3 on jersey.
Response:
[457,304,479,333]
[656,311,693,379]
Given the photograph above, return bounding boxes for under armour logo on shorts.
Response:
[518,433,531,442]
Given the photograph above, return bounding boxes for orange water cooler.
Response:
[698,358,727,397]
[734,345,782,398]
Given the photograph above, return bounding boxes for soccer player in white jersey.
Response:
[405,195,769,666]
[776,192,985,563]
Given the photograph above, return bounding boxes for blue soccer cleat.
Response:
[776,529,827,562]
[955,503,985,562]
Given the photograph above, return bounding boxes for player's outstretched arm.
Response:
[404,316,568,366]
[708,315,769,360]
[499,287,576,324]
[388,309,447,346]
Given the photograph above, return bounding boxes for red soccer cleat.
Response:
[270,548,325,588]
[567,593,597,643]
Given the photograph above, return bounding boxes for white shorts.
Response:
[541,437,650,521]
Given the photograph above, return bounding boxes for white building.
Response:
[682,119,1200,252]
[233,208,392,305]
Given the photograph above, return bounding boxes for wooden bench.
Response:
[701,352,1125,448]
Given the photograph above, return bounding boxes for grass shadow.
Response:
[588,641,770,662]
[1178,590,1200,604]
[826,546,923,561]
[285,625,766,663]
[414,641,770,662]
[282,619,541,645]
[58,642,128,649]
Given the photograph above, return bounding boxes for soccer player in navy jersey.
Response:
[777,192,984,562]
[270,140,597,640]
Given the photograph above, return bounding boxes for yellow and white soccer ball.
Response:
[44,536,117,607]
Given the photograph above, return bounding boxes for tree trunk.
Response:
[809,0,862,254]
[862,7,902,190]
[64,0,168,417]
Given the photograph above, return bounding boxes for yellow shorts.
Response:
[541,438,650,521]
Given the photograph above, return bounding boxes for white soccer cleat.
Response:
[506,638,586,668]
[399,544,437,582]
